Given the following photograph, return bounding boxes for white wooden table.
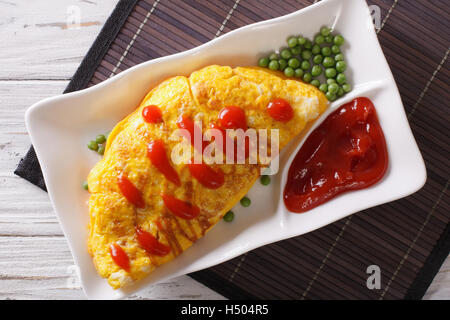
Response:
[0,0,447,300]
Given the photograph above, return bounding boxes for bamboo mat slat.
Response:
[15,0,450,299]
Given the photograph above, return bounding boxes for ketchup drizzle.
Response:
[142,105,163,124]
[161,194,200,220]
[109,243,130,272]
[118,173,145,208]
[136,226,171,256]
[148,139,181,186]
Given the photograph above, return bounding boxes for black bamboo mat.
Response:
[15,0,449,299]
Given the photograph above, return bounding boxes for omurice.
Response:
[87,65,327,289]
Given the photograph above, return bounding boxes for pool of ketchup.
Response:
[283,97,388,213]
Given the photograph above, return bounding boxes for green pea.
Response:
[288,58,300,69]
[335,53,344,61]
[314,35,325,45]
[96,134,106,144]
[303,73,312,83]
[284,67,295,77]
[278,59,287,70]
[326,91,337,101]
[287,36,298,48]
[82,181,89,191]
[258,57,269,67]
[336,73,346,84]
[337,87,345,97]
[304,39,312,49]
[323,56,335,68]
[325,68,337,78]
[281,48,292,60]
[342,83,352,93]
[334,35,345,46]
[88,140,98,151]
[331,45,340,54]
[223,211,234,222]
[290,46,301,56]
[325,35,333,43]
[269,53,279,60]
[328,83,339,94]
[321,47,332,57]
[319,83,328,93]
[301,50,312,60]
[260,175,271,186]
[311,65,323,77]
[294,68,304,78]
[98,145,105,155]
[313,54,323,64]
[301,60,311,70]
[268,60,280,70]
[320,26,331,36]
[311,44,321,55]
[336,61,347,72]
[240,196,251,207]
[310,79,320,87]
[327,78,336,85]
[297,36,306,45]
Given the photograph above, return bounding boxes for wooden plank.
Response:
[0,237,224,300]
[423,257,450,300]
[0,0,117,80]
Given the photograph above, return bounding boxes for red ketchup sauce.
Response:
[118,173,145,208]
[284,97,388,213]
[214,107,249,160]
[109,243,130,272]
[188,163,224,189]
[148,139,181,186]
[218,106,247,130]
[267,98,294,122]
[176,116,226,188]
[142,105,163,123]
[161,194,200,220]
[136,226,171,256]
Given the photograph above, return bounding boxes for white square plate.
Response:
[26,0,426,299]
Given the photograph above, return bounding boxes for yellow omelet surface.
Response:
[87,65,328,289]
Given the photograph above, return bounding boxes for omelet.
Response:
[87,65,327,289]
